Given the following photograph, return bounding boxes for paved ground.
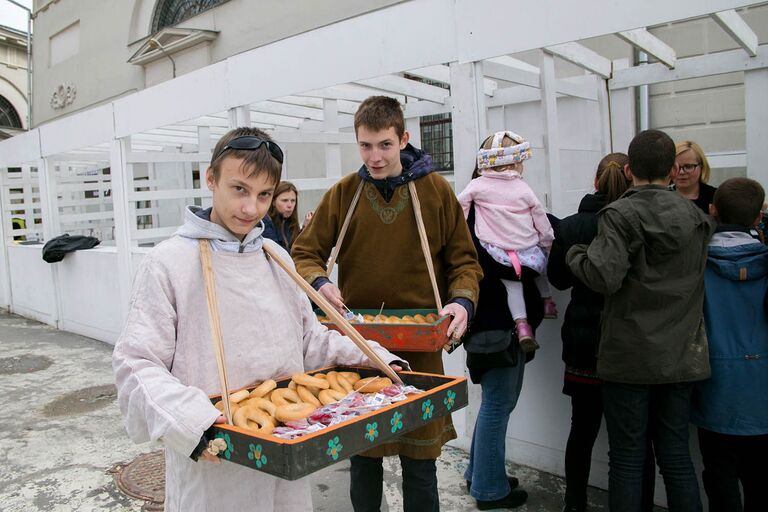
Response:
[0,310,621,511]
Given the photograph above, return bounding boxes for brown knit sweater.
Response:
[292,171,482,458]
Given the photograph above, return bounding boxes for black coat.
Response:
[547,193,606,372]
[465,205,543,382]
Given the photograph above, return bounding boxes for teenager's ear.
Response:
[400,131,410,149]
[709,203,718,219]
[205,167,216,191]
[623,164,633,181]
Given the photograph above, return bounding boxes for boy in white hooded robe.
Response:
[113,127,406,512]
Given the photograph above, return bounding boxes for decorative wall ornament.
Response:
[50,83,77,110]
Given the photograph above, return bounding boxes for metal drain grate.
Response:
[109,450,165,511]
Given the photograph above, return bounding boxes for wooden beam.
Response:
[355,75,449,104]
[617,28,676,69]
[300,84,405,104]
[712,9,758,57]
[610,44,768,89]
[250,101,324,121]
[483,59,599,100]
[408,65,497,96]
[271,95,359,114]
[544,42,612,78]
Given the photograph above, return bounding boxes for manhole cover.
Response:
[43,384,117,416]
[0,354,53,375]
[109,450,165,511]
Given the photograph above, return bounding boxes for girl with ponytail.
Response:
[548,153,656,512]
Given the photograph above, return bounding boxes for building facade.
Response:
[0,23,28,138]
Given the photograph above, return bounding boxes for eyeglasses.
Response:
[214,136,284,164]
[677,163,700,174]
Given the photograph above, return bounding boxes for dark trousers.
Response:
[350,454,438,512]
[565,386,656,511]
[603,382,701,512]
[698,427,768,512]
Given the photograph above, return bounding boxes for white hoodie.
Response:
[113,206,403,511]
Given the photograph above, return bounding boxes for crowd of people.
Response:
[112,94,767,512]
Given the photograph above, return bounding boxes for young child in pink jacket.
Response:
[458,131,556,351]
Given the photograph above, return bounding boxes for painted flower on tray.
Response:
[390,411,403,433]
[247,443,267,468]
[422,399,434,420]
[326,436,343,460]
[214,432,233,460]
[443,389,456,411]
[365,422,379,442]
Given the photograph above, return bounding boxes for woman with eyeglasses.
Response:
[673,141,717,214]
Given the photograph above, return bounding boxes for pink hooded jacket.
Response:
[457,171,553,252]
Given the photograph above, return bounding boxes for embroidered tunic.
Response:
[292,171,482,458]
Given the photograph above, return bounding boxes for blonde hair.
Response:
[675,140,710,184]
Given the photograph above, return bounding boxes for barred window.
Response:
[151,0,229,33]
[420,114,453,172]
[0,95,22,129]
[403,73,454,172]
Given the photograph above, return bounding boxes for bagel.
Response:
[270,388,302,406]
[338,371,362,385]
[233,405,275,434]
[229,389,250,404]
[425,313,439,323]
[241,397,277,417]
[214,400,240,414]
[296,385,321,407]
[413,314,428,324]
[249,379,277,399]
[327,371,353,393]
[353,376,393,393]
[318,388,346,405]
[288,380,297,390]
[291,373,329,390]
[274,402,316,423]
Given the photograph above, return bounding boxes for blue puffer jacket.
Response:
[691,230,768,435]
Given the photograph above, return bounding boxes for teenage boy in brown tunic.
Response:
[292,96,482,511]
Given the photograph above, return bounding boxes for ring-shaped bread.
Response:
[291,373,330,390]
[274,402,316,423]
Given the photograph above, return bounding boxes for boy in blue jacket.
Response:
[691,177,768,512]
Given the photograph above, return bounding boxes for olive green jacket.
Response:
[566,185,715,384]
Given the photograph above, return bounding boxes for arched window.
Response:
[0,95,22,129]
[151,0,229,33]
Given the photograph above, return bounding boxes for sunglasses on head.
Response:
[215,135,284,164]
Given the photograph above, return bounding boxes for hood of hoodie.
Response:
[617,184,713,257]
[577,192,607,214]
[357,143,433,201]
[707,231,768,282]
[175,206,264,253]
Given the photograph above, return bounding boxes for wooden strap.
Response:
[408,181,443,311]
[199,239,233,425]
[326,179,365,277]
[262,243,403,384]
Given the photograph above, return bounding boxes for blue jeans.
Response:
[603,381,702,512]
[464,343,526,501]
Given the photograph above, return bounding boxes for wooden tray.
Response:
[207,366,467,480]
[317,309,450,352]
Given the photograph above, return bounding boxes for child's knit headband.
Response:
[477,131,532,170]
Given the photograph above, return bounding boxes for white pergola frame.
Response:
[0,0,763,347]
[0,1,764,500]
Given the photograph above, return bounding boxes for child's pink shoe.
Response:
[543,298,558,319]
[516,322,540,353]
